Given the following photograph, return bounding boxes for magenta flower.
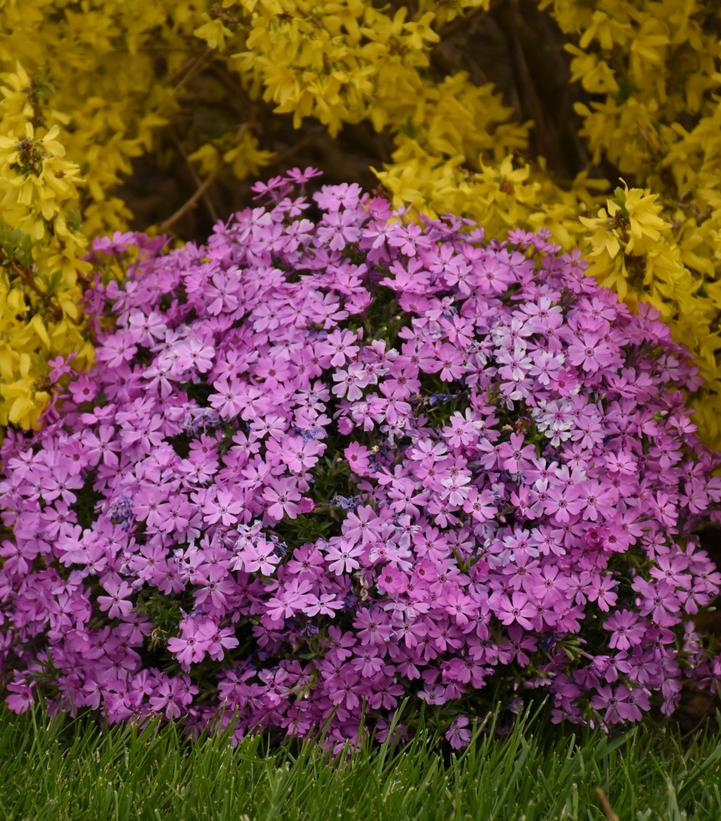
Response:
[263,480,302,522]
[0,168,719,745]
[324,539,363,575]
[494,592,539,631]
[97,575,134,619]
[203,489,245,527]
[603,610,646,651]
[591,685,646,724]
[344,442,371,475]
[567,334,619,373]
[445,715,472,750]
[497,433,537,474]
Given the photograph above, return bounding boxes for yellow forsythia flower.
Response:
[1,0,721,450]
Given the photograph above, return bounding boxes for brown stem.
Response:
[173,136,219,223]
[437,5,487,41]
[0,247,63,320]
[157,169,221,234]
[169,48,214,89]
[158,123,253,233]
[493,0,551,161]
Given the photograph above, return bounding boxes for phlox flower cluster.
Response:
[2,169,721,750]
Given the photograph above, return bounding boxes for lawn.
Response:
[1,706,720,820]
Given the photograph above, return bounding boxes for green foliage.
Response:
[1,705,721,819]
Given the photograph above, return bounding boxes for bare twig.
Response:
[158,124,249,234]
[169,48,214,89]
[438,6,486,41]
[157,168,222,234]
[173,136,219,223]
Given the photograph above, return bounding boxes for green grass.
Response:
[0,706,720,820]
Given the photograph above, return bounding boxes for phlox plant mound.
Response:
[1,169,721,751]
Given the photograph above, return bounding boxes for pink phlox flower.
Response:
[520,296,563,334]
[265,577,315,622]
[580,571,618,612]
[302,592,343,617]
[317,329,361,368]
[650,491,678,528]
[632,578,682,626]
[168,617,223,669]
[544,482,586,523]
[202,488,245,526]
[493,591,539,631]
[344,442,371,476]
[387,477,429,516]
[323,537,364,575]
[97,574,134,619]
[354,608,393,646]
[603,610,646,651]
[579,481,618,522]
[95,332,137,368]
[438,468,472,508]
[591,684,646,724]
[231,534,280,576]
[376,565,409,596]
[6,677,35,714]
[149,676,199,719]
[567,333,619,374]
[497,433,536,474]
[262,479,302,522]
[193,563,236,611]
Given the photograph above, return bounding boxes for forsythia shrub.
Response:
[375,0,721,447]
[0,65,94,428]
[3,1,721,446]
[537,0,721,448]
[0,0,210,428]
[1,172,721,748]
